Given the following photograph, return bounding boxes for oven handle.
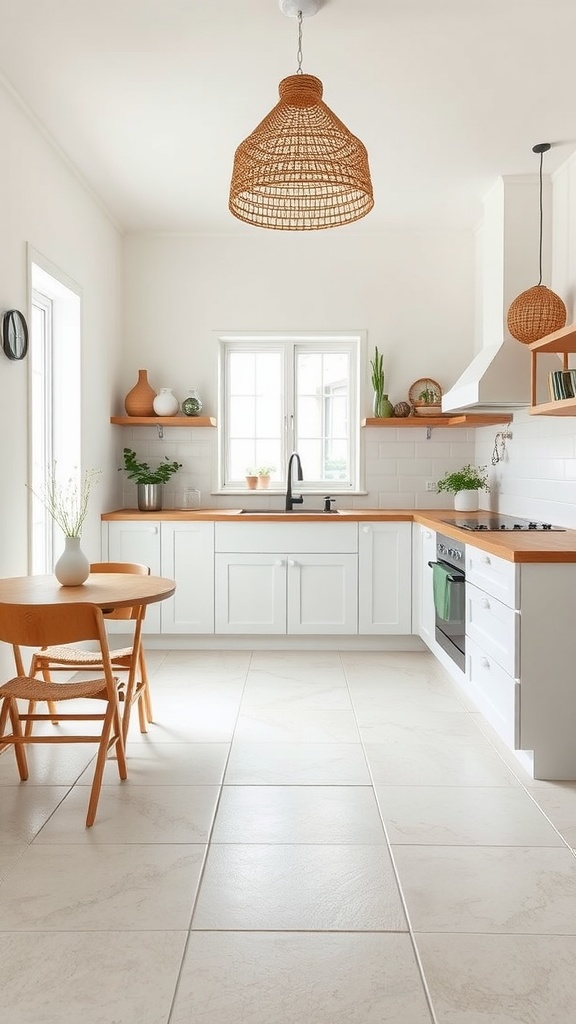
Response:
[428,560,465,584]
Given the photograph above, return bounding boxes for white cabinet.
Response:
[102,520,214,634]
[214,522,358,635]
[411,523,436,645]
[358,521,412,634]
[464,543,576,780]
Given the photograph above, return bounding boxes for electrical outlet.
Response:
[426,481,437,492]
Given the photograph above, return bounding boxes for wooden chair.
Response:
[28,562,153,742]
[0,601,127,827]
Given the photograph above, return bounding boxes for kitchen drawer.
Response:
[466,582,519,677]
[466,546,519,609]
[467,636,520,748]
[215,521,358,554]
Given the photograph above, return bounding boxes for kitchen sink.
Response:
[238,509,342,515]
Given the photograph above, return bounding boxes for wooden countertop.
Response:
[101,508,576,563]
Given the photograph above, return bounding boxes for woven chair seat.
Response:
[0,675,110,702]
[38,644,133,664]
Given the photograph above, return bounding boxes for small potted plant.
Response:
[370,346,393,418]
[436,464,490,511]
[120,448,182,511]
[257,465,275,489]
[245,468,259,490]
[414,382,442,416]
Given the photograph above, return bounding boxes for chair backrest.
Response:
[0,601,115,682]
[89,561,150,621]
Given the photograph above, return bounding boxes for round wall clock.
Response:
[2,309,29,361]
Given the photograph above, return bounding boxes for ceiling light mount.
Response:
[279,0,322,18]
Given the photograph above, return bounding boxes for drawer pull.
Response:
[363,525,371,534]
[288,559,297,567]
[480,598,490,608]
[274,559,283,567]
[481,555,491,564]
[480,657,490,668]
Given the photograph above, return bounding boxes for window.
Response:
[218,332,363,490]
[29,253,81,574]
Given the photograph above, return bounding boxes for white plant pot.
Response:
[454,489,479,512]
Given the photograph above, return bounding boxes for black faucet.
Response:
[285,452,304,511]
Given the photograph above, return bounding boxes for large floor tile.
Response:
[376,785,567,846]
[342,650,446,684]
[364,731,520,787]
[0,744,95,786]
[234,708,360,743]
[192,843,407,931]
[0,785,70,844]
[417,933,576,1023]
[76,741,230,786]
[212,786,387,844]
[224,740,371,785]
[0,930,187,1024]
[240,675,352,710]
[527,783,576,848]
[352,685,467,720]
[127,696,239,742]
[0,843,205,930]
[172,931,433,1024]
[33,784,220,844]
[393,845,576,933]
[0,845,27,882]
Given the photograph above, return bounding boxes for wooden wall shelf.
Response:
[110,416,216,427]
[362,414,512,428]
[529,322,576,416]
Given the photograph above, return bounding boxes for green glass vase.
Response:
[372,391,394,418]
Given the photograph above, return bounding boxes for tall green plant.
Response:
[370,346,385,394]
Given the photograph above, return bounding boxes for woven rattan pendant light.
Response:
[229,0,374,231]
[506,143,566,345]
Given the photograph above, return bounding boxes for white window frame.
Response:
[216,330,365,493]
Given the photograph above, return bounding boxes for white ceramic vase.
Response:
[54,536,90,586]
[152,388,179,416]
[454,489,479,512]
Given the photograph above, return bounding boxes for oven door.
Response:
[428,559,466,671]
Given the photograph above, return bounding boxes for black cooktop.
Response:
[441,514,565,532]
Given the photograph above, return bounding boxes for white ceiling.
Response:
[2,0,576,234]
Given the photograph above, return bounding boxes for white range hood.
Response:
[442,175,553,412]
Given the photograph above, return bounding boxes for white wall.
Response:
[0,81,123,581]
[120,230,477,507]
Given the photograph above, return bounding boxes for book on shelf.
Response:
[548,369,576,401]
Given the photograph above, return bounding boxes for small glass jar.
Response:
[181,389,203,416]
[182,487,201,510]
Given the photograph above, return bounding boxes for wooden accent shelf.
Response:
[110,416,216,427]
[529,322,576,416]
[362,413,512,428]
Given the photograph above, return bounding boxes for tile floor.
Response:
[1,648,576,1023]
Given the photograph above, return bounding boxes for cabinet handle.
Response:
[424,530,431,539]
[363,526,371,534]
[480,657,490,668]
[480,598,490,608]
[149,527,158,534]
[481,555,490,564]
[288,559,297,567]
[274,559,283,567]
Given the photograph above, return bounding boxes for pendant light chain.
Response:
[296,11,304,73]
[537,147,544,287]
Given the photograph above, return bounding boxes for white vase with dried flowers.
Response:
[31,466,102,585]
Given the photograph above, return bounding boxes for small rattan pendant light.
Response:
[229,0,374,231]
[506,143,566,345]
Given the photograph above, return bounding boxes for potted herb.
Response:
[370,346,393,418]
[257,465,275,489]
[120,447,182,511]
[245,468,259,490]
[436,464,490,511]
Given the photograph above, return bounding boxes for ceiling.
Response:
[2,0,576,235]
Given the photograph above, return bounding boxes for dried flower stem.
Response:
[29,465,102,537]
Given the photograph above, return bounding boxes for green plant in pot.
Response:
[436,463,490,512]
[120,448,182,511]
[370,346,393,418]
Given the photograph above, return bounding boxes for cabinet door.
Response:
[358,522,412,634]
[286,553,358,634]
[214,553,287,634]
[161,522,214,634]
[104,520,162,633]
[411,523,436,645]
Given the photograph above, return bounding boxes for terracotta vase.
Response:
[124,369,156,416]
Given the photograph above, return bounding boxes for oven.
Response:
[428,532,466,672]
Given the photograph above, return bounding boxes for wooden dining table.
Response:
[0,573,176,610]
